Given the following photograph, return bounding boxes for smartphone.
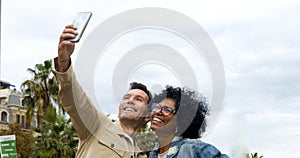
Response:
[66,12,92,43]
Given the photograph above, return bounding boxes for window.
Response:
[1,111,8,122]
[8,95,21,105]
[21,115,25,128]
[16,114,20,124]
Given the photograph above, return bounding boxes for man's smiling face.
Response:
[118,89,149,122]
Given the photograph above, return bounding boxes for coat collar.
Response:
[152,136,183,158]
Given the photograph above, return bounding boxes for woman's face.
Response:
[150,98,176,131]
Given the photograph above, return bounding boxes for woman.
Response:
[148,86,229,158]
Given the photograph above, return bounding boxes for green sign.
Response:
[0,135,17,158]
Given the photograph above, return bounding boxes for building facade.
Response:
[0,80,37,130]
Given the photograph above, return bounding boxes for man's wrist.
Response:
[54,57,71,72]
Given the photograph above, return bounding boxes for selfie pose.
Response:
[53,23,151,158]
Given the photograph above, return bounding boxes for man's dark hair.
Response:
[129,82,152,103]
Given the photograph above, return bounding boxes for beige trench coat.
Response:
[54,63,147,158]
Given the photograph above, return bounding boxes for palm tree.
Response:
[249,152,264,158]
[32,106,78,158]
[21,59,60,127]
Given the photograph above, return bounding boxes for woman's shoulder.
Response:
[181,138,218,148]
[180,138,230,158]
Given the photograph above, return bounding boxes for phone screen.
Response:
[66,12,92,43]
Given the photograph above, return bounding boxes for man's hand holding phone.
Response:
[66,12,92,43]
[58,25,77,72]
[57,12,92,72]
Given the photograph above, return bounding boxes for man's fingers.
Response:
[59,25,78,42]
[61,28,77,39]
[60,33,76,41]
[65,24,77,30]
[63,28,78,34]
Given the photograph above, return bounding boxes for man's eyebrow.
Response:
[122,94,131,97]
[137,94,148,101]
[136,95,145,99]
[125,93,147,100]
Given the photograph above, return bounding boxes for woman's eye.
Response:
[166,108,173,113]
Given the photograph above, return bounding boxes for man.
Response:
[53,24,151,158]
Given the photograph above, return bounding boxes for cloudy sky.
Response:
[1,0,300,157]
